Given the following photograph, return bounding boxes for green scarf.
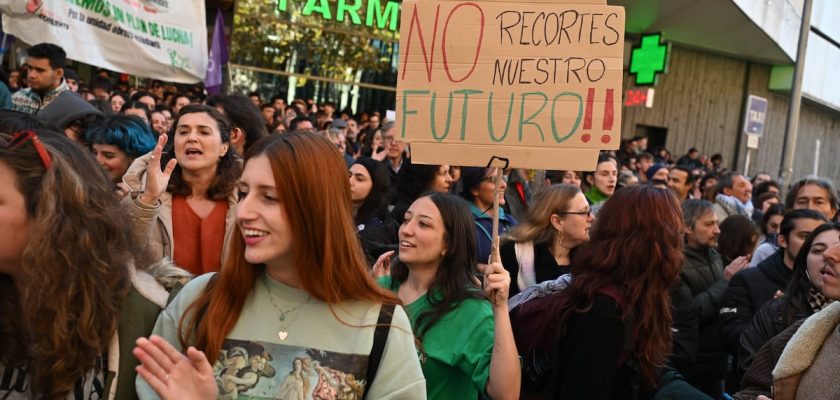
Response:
[585,186,609,204]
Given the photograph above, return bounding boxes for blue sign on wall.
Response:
[744,95,768,136]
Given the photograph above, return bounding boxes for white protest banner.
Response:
[1,0,207,83]
[395,0,625,170]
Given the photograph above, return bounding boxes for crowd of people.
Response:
[2,42,840,400]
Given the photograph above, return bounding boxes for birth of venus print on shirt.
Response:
[215,339,370,400]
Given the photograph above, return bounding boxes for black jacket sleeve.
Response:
[553,295,626,400]
[499,241,521,296]
[670,285,700,373]
[678,276,728,326]
[737,298,783,377]
[719,270,754,355]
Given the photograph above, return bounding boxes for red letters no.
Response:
[442,3,484,83]
[401,4,441,82]
[402,2,485,83]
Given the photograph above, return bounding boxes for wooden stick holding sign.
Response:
[486,156,509,306]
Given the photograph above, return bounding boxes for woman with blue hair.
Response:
[85,115,156,190]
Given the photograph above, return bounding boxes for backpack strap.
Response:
[363,303,395,399]
[515,241,536,291]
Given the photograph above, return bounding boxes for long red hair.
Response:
[180,132,399,361]
[558,185,684,387]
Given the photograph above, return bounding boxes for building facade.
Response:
[616,0,840,181]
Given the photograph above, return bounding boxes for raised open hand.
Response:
[133,335,217,400]
[140,134,178,205]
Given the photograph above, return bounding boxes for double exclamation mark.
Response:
[580,88,615,144]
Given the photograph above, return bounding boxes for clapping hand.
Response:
[372,250,395,278]
[133,335,217,400]
[723,255,750,281]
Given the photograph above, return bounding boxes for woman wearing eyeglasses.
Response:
[0,129,178,398]
[460,167,518,268]
[500,184,594,297]
[515,185,686,399]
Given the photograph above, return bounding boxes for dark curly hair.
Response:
[0,130,132,398]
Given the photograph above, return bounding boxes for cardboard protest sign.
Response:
[1,0,207,83]
[395,0,625,170]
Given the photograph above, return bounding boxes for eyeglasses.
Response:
[556,209,592,217]
[6,130,53,169]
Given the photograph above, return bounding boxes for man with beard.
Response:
[671,199,750,399]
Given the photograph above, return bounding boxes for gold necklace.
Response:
[262,278,311,341]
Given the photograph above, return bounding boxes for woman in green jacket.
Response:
[380,192,521,400]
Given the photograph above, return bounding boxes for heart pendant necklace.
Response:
[263,278,311,341]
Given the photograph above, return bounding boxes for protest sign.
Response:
[395,0,625,170]
[1,0,207,83]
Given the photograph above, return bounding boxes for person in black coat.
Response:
[548,186,688,399]
[671,200,750,400]
[737,222,840,379]
[719,210,826,357]
[349,158,399,264]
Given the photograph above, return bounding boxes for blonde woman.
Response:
[500,184,595,296]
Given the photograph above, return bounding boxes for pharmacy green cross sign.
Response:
[630,33,668,86]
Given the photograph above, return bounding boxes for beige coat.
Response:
[771,301,840,400]
[121,152,237,270]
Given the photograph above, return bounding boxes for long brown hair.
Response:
[0,130,132,398]
[504,184,581,244]
[180,132,399,362]
[388,193,484,338]
[557,185,684,387]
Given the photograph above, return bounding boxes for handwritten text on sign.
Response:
[395,1,625,169]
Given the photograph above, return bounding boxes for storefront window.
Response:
[230,0,400,114]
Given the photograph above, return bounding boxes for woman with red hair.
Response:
[540,185,686,398]
[133,132,425,399]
